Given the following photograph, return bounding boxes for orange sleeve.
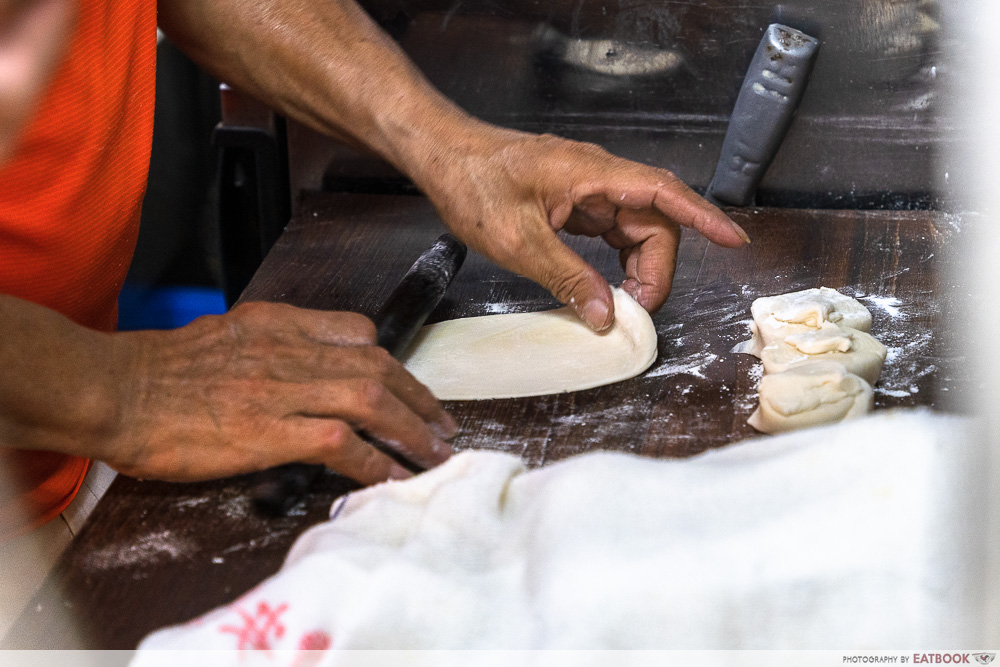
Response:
[0,451,91,540]
[0,0,157,539]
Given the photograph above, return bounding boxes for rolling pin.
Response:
[252,233,468,516]
[705,23,820,207]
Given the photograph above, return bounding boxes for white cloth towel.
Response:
[133,409,982,656]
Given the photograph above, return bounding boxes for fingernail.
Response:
[430,412,459,439]
[388,464,413,480]
[581,299,611,331]
[430,437,453,463]
[729,218,751,244]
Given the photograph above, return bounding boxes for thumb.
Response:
[529,231,615,331]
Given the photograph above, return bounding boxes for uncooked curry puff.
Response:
[740,287,887,434]
[740,286,874,356]
[747,361,875,434]
[760,323,887,385]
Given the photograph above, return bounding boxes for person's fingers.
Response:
[505,223,616,331]
[605,210,682,312]
[314,345,457,439]
[431,132,747,331]
[230,304,462,435]
[291,377,452,470]
[226,305,455,438]
[108,302,461,484]
[233,301,377,347]
[560,193,618,236]
[295,417,414,486]
[294,309,377,347]
[566,165,750,248]
[460,195,615,331]
[650,176,750,248]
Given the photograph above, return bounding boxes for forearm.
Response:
[157,0,747,331]
[0,295,453,483]
[0,294,129,459]
[157,0,475,182]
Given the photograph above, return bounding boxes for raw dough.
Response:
[739,287,886,434]
[739,287,874,357]
[747,361,874,434]
[401,288,658,400]
[759,322,887,385]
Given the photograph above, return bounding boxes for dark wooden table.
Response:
[4,193,963,649]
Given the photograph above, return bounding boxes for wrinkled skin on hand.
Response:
[102,302,455,484]
[416,123,750,331]
[159,0,748,329]
[0,0,750,489]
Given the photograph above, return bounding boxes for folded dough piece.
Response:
[760,322,888,385]
[739,287,874,357]
[747,361,874,434]
[402,288,657,400]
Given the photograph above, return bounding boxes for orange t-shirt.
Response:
[0,0,157,539]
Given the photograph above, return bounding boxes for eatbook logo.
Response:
[974,655,995,665]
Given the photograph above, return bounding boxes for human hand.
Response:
[159,0,743,328]
[103,302,455,484]
[413,122,750,330]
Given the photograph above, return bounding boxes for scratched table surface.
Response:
[4,193,964,649]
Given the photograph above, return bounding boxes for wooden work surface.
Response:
[5,193,963,649]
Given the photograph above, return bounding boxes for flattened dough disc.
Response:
[401,288,658,400]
